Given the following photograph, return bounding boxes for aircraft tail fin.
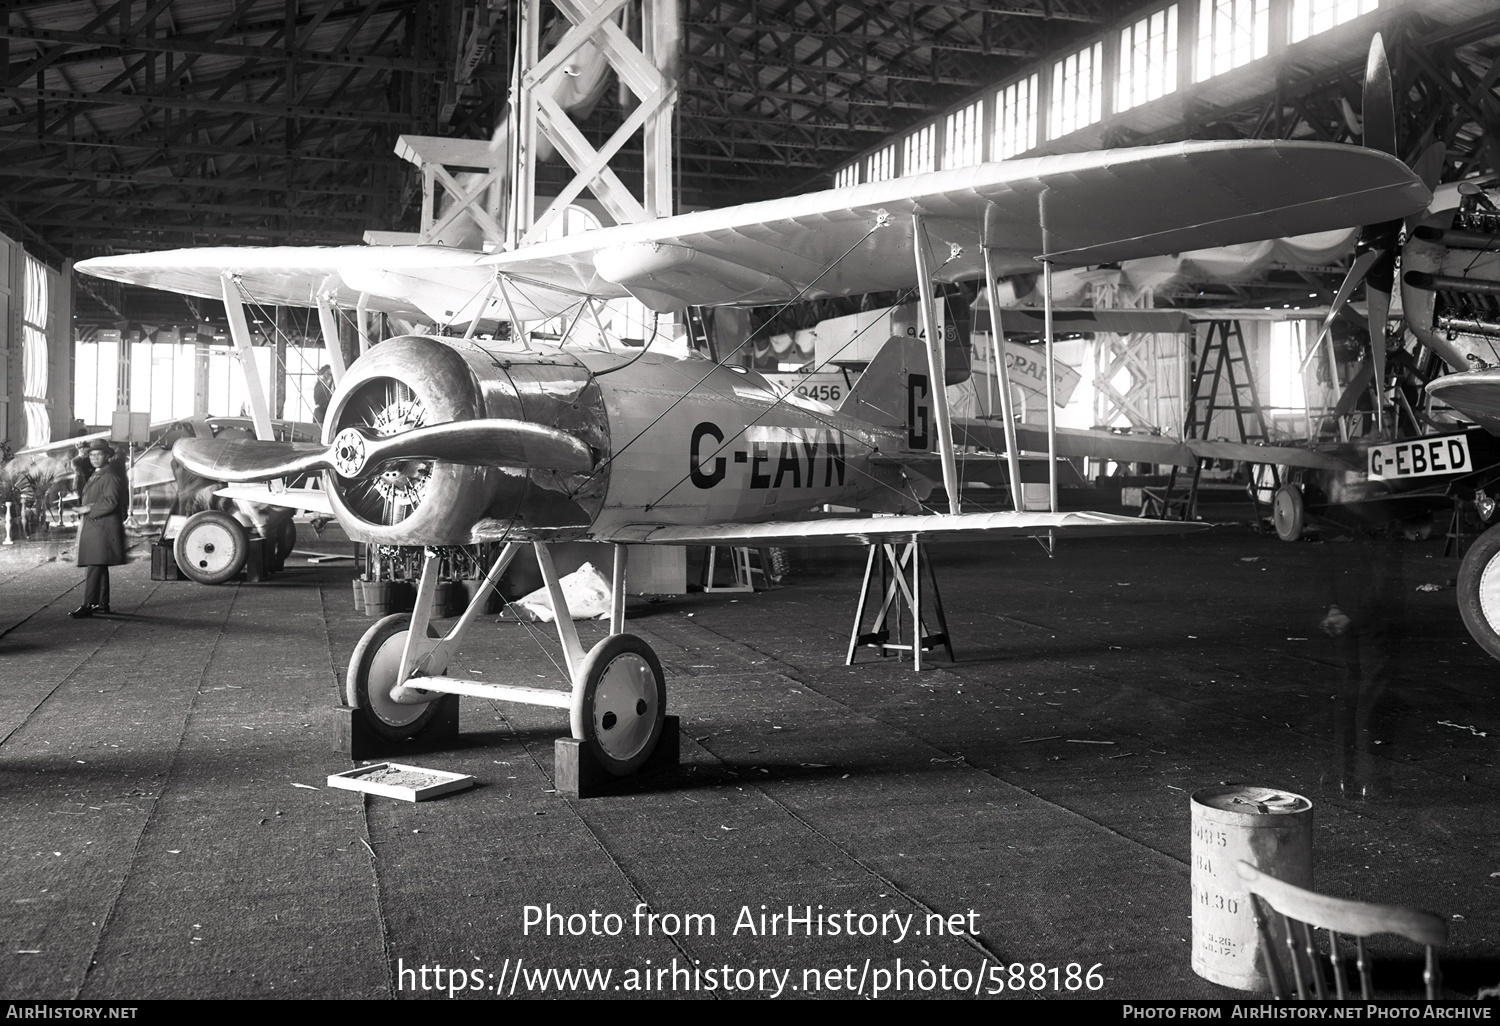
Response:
[839,334,970,453]
[838,335,924,433]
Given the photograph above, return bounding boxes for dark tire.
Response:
[1457,523,1500,662]
[1273,485,1305,542]
[580,634,666,777]
[344,614,446,740]
[174,510,249,584]
[275,519,298,563]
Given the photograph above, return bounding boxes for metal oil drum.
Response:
[1190,785,1313,991]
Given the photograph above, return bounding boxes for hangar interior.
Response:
[2,0,1500,1002]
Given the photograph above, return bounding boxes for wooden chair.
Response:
[1235,861,1448,999]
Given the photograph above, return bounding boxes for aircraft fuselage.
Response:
[319,336,917,547]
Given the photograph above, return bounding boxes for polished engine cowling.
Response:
[322,336,610,545]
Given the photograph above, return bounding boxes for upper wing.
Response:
[479,139,1426,311]
[599,509,1205,547]
[76,245,494,323]
[77,140,1425,322]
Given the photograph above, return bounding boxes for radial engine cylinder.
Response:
[321,336,609,545]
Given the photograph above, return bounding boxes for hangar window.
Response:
[21,254,49,447]
[1049,41,1104,140]
[282,340,330,423]
[943,100,983,169]
[74,329,118,429]
[206,337,274,421]
[833,164,858,188]
[865,143,896,183]
[1269,319,1310,414]
[1289,0,1378,43]
[902,124,936,177]
[1117,5,1179,113]
[994,74,1039,160]
[1195,0,1269,82]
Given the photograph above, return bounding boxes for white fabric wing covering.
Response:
[75,139,1427,324]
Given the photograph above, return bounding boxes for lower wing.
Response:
[950,421,1357,472]
[599,510,1205,547]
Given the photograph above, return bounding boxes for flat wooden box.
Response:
[326,762,475,802]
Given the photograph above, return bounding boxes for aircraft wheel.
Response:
[174,510,249,584]
[580,634,665,777]
[345,614,446,740]
[275,519,297,563]
[1272,485,1305,542]
[1457,524,1500,662]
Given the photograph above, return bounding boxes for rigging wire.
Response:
[575,214,894,487]
[632,240,1007,516]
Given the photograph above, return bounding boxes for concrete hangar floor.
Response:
[0,525,1496,1001]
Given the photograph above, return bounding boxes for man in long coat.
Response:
[72,439,127,618]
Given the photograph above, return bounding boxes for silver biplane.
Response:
[77,138,1428,784]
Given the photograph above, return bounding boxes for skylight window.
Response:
[865,143,896,183]
[1118,5,1179,112]
[1050,42,1104,139]
[902,124,936,177]
[1196,0,1269,82]
[1290,0,1378,43]
[994,74,1040,159]
[943,100,983,169]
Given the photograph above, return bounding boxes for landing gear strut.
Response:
[340,541,676,794]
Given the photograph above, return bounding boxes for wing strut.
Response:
[355,292,373,355]
[911,214,961,515]
[982,242,1025,512]
[1040,191,1059,515]
[463,275,502,341]
[314,282,347,385]
[220,272,275,442]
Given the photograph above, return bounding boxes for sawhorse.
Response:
[845,539,954,671]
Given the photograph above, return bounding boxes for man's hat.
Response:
[85,438,114,454]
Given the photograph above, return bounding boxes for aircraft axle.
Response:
[389,676,573,709]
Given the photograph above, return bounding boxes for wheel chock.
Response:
[331,693,461,760]
[555,715,680,798]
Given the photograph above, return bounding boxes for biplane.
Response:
[77,136,1428,783]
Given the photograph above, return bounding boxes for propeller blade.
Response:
[1367,284,1391,434]
[1406,142,1446,234]
[354,420,594,475]
[1411,141,1446,194]
[1330,354,1375,420]
[173,419,595,485]
[1362,33,1397,158]
[173,438,328,482]
[1314,247,1383,348]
